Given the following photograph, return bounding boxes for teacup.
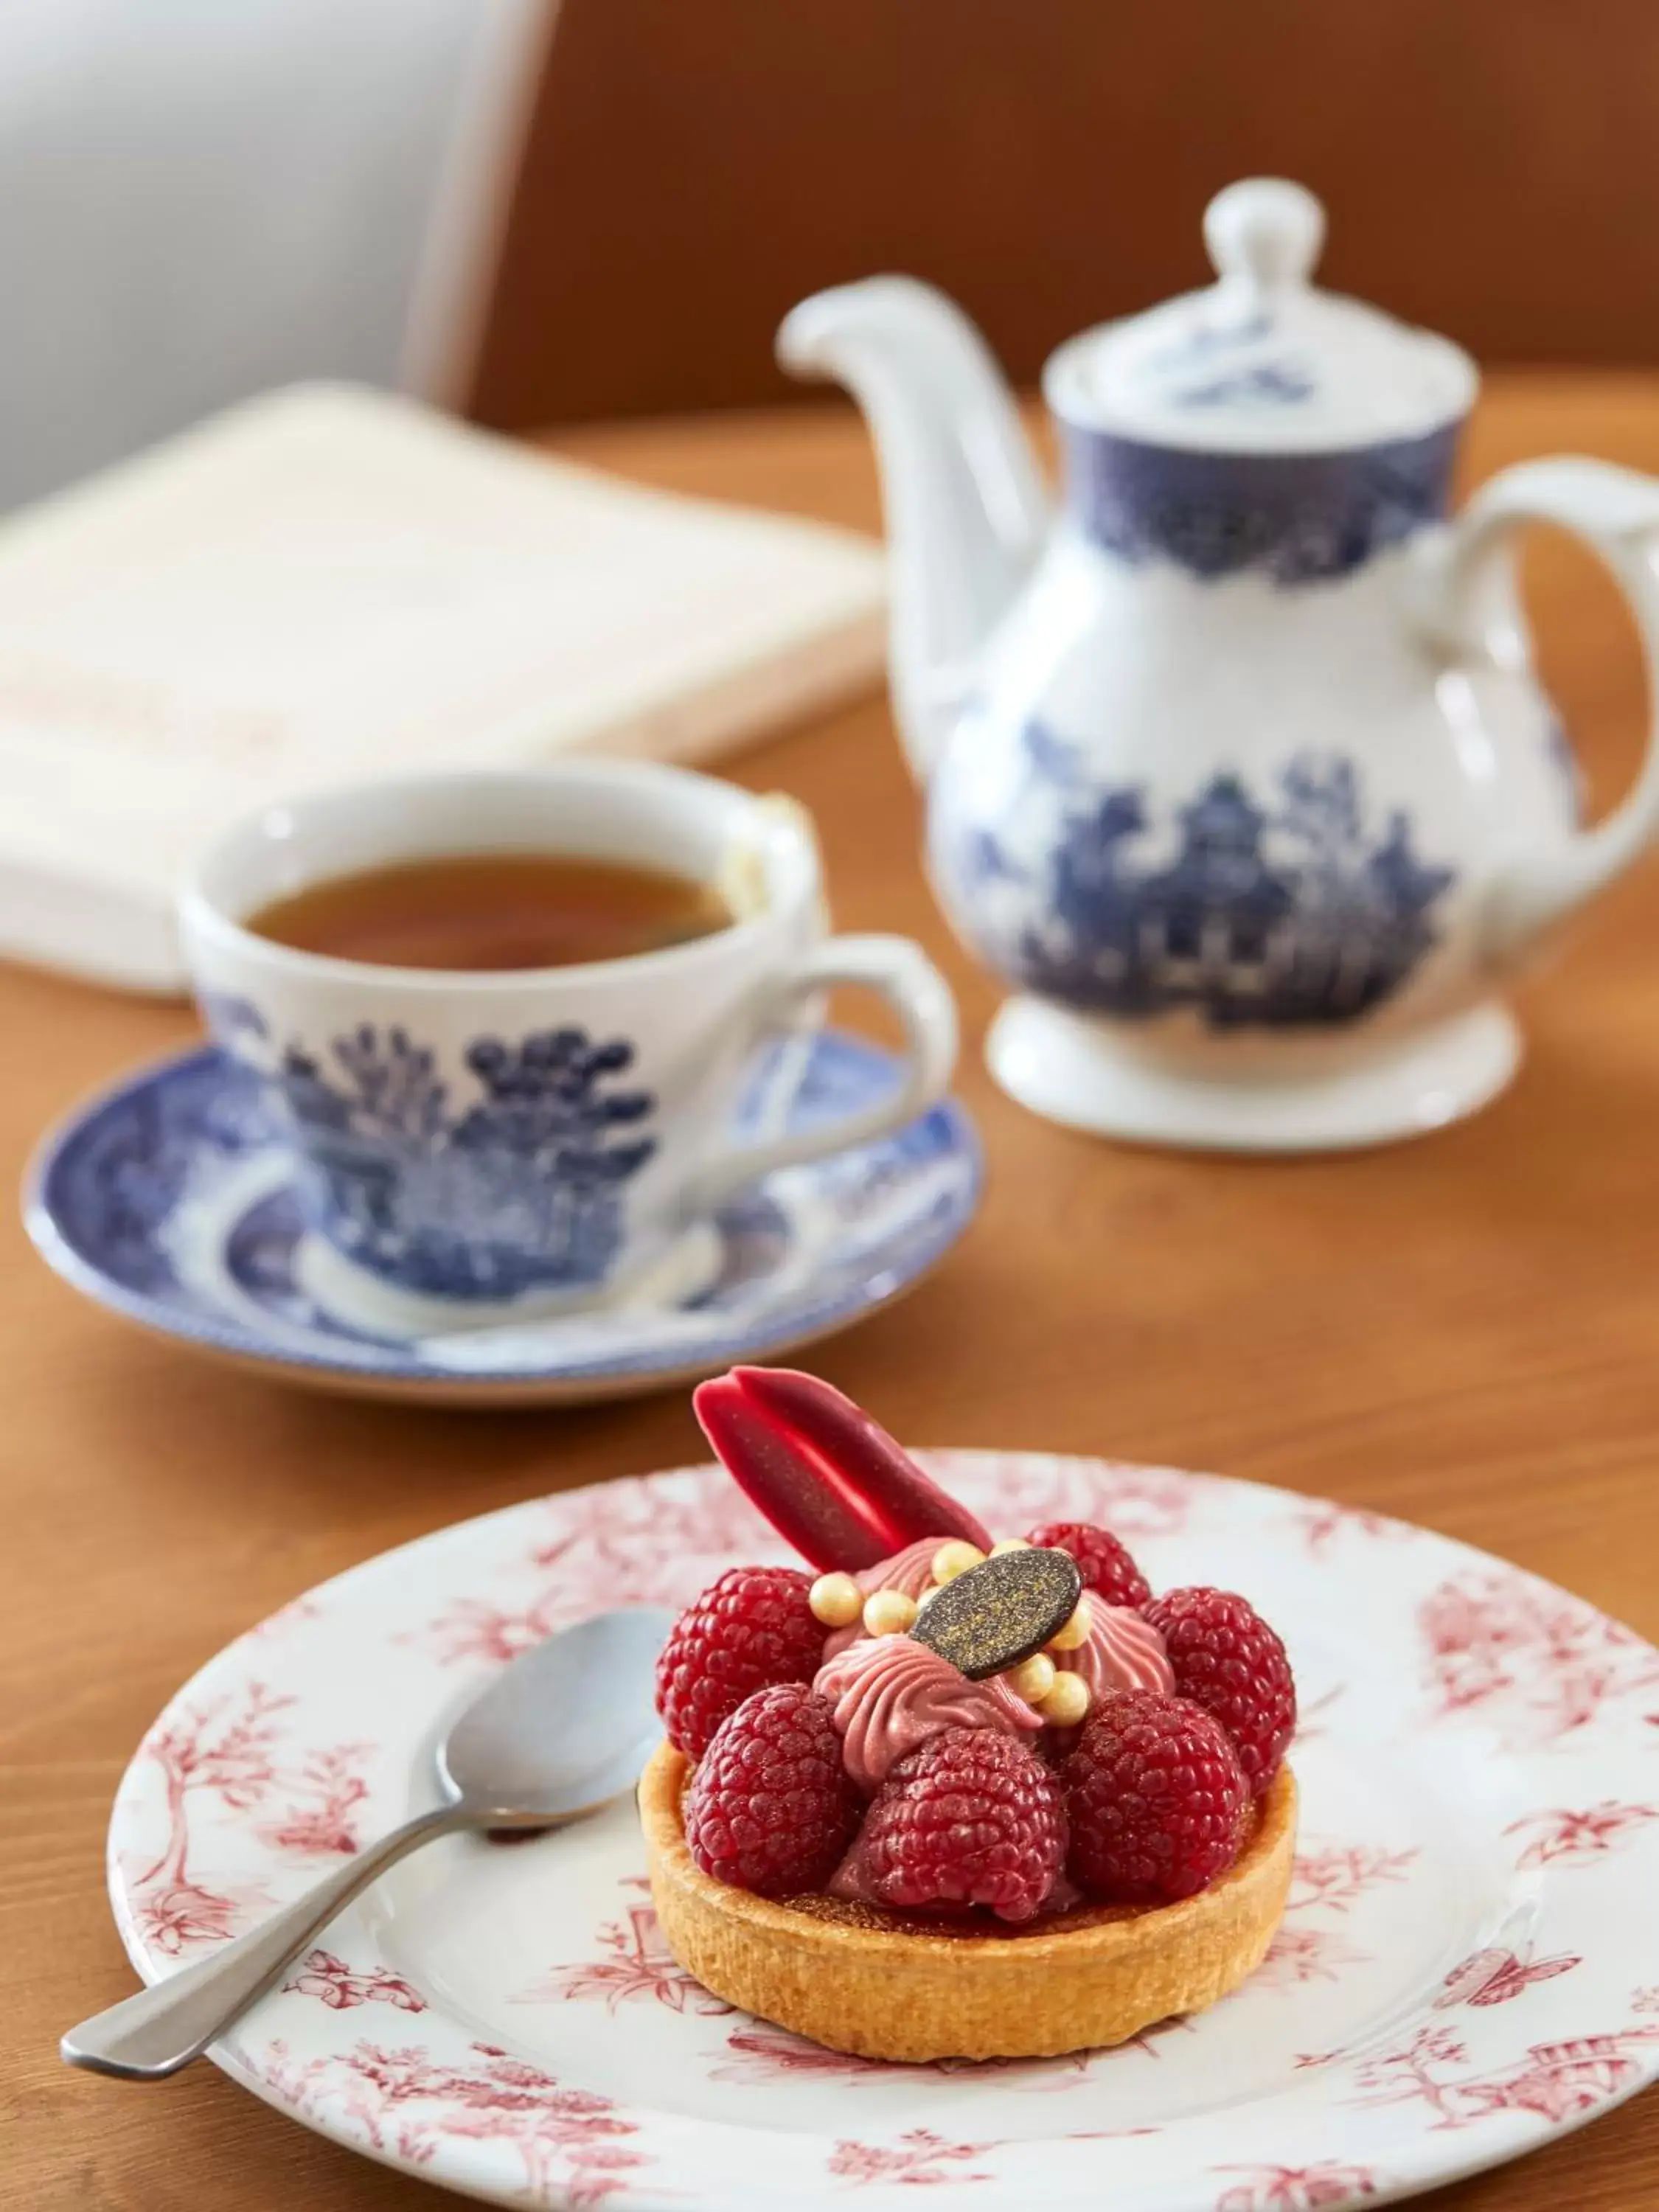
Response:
[178,762,958,1329]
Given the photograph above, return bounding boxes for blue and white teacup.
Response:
[179,762,958,1329]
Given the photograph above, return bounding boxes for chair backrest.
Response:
[469,0,1659,429]
[0,0,554,510]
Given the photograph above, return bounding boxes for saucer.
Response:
[104,1452,1659,2208]
[25,1031,981,1405]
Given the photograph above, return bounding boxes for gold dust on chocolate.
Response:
[908,1546,1082,1679]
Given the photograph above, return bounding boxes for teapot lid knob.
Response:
[1043,172,1475,451]
[1203,178,1325,292]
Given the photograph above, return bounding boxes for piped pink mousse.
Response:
[1065,1590,1175,1705]
[819,1537,944,1663]
[814,1633,1043,1791]
[810,1538,1174,1794]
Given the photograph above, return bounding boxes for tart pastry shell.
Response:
[639,1742,1297,2062]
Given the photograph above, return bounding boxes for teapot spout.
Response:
[779,278,1049,778]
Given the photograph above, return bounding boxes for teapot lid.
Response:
[1045,179,1476,453]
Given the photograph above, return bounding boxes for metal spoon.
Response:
[62,1605,672,2080]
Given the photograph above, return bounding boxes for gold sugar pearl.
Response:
[810,1572,864,1629]
[1010,1651,1057,1704]
[863,1588,919,1637]
[1040,1670,1091,1727]
[931,1540,987,1585]
[1048,1601,1091,1652]
[990,1537,1031,1557]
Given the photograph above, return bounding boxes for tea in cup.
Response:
[178,762,958,1326]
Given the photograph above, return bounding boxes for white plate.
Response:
[105,1454,1659,2208]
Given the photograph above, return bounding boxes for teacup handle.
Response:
[681,935,959,1217]
[1414,456,1659,966]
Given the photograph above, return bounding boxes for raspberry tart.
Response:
[639,1366,1298,2062]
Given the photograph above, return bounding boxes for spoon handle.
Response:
[61,1801,469,2079]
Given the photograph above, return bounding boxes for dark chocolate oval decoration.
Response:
[908,1547,1082,1680]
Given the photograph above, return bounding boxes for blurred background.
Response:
[8,0,1648,838]
[8,0,1659,510]
[481,0,1659,425]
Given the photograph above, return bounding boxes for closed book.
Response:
[0,384,883,990]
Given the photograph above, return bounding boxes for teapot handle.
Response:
[1414,456,1659,967]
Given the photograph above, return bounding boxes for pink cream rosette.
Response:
[818,1537,945,1661]
[1065,1588,1174,1705]
[814,1632,1043,1791]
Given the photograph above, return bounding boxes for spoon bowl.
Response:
[438,1606,673,1822]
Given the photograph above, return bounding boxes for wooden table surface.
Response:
[7,379,1659,2209]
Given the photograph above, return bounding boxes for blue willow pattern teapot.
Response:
[781,180,1659,1150]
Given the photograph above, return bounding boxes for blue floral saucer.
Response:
[25,1032,981,1405]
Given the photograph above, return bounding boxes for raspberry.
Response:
[683,1683,859,1897]
[1062,1690,1248,1902]
[1025,1522,1151,1611]
[655,1565,824,1759]
[1141,1586,1296,1797]
[860,1727,1067,1924]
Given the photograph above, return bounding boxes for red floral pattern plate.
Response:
[105,1454,1659,2210]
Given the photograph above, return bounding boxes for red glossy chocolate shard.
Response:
[692,1374,893,1569]
[736,1368,993,1555]
[694,1366,992,1571]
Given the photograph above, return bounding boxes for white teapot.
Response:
[781,179,1659,1150]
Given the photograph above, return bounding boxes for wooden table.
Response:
[7,379,1659,2208]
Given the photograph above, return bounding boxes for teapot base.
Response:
[985,997,1521,1155]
